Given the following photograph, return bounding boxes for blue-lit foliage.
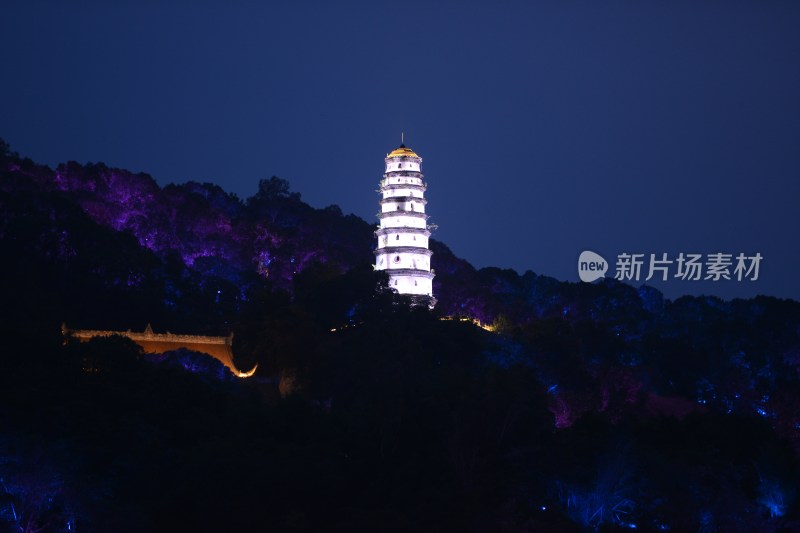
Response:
[556,450,639,530]
[758,477,792,518]
[558,482,636,529]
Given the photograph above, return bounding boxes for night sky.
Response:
[2,1,799,300]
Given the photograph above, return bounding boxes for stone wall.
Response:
[62,323,256,378]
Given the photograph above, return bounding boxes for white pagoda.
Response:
[374,141,435,302]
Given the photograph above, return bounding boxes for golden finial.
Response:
[401,131,404,146]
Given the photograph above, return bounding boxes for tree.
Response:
[252,176,292,201]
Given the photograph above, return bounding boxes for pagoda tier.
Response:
[379,196,427,206]
[374,143,435,300]
[374,246,434,256]
[378,182,427,192]
[374,227,431,237]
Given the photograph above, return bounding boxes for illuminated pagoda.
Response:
[374,138,435,305]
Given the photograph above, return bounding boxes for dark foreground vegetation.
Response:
[2,139,800,531]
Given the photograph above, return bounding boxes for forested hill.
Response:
[0,138,672,328]
[3,138,800,531]
[0,137,508,323]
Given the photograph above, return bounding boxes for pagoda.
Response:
[374,140,435,303]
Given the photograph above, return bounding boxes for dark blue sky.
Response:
[2,1,799,300]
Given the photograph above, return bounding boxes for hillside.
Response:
[1,138,800,531]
